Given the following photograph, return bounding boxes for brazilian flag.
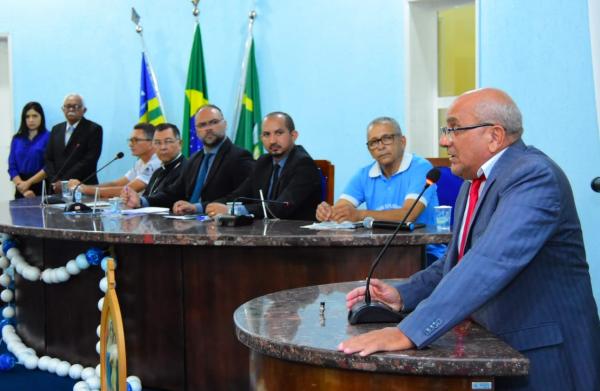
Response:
[235,40,263,159]
[139,53,165,125]
[182,24,209,157]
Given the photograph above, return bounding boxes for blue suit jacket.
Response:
[395,140,600,390]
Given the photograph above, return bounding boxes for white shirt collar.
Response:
[368,151,413,178]
[66,120,80,130]
[475,147,508,180]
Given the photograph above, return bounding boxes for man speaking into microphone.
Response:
[206,112,321,220]
[338,88,600,391]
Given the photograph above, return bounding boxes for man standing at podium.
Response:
[205,112,321,220]
[339,88,600,391]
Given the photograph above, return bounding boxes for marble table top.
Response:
[0,198,451,246]
[234,281,529,376]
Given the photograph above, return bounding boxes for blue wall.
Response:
[1,1,599,302]
[479,0,600,303]
[0,0,406,196]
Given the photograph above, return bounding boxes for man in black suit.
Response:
[45,93,103,192]
[121,105,254,213]
[206,112,321,221]
[142,123,185,197]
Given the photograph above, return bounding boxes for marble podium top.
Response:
[0,198,451,246]
[234,281,529,376]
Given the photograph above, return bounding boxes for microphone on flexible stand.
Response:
[216,197,291,227]
[44,143,81,204]
[348,167,441,324]
[65,152,125,213]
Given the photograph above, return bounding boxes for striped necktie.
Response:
[65,125,75,144]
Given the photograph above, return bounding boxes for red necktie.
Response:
[458,174,486,260]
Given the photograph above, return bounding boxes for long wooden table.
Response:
[0,198,450,390]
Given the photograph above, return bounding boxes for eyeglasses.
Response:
[152,138,179,147]
[366,133,400,149]
[439,123,494,138]
[127,137,152,144]
[62,104,83,111]
[196,118,223,129]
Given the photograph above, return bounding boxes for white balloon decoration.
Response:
[56,360,71,376]
[69,363,84,379]
[1,288,14,302]
[0,235,142,391]
[2,305,15,318]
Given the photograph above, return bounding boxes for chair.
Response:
[426,157,463,225]
[314,160,335,205]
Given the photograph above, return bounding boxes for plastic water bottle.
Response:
[74,187,82,203]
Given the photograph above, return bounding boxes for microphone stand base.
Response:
[64,202,93,213]
[348,300,405,324]
[44,195,65,205]
[216,214,254,227]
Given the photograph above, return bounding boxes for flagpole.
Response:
[231,10,257,141]
[131,7,168,122]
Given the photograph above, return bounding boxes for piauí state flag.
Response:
[235,40,263,159]
[182,24,209,157]
[139,53,165,126]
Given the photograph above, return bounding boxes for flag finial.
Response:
[191,0,200,17]
[131,7,142,33]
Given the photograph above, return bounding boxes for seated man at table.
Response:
[121,104,254,213]
[316,116,445,262]
[338,88,600,391]
[68,122,160,198]
[141,123,185,197]
[205,112,321,220]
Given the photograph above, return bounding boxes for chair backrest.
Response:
[426,157,463,225]
[314,160,335,205]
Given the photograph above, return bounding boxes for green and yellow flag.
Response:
[182,24,209,156]
[139,53,165,125]
[235,40,263,159]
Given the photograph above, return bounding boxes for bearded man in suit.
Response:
[206,111,321,221]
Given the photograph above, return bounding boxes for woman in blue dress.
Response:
[8,101,49,198]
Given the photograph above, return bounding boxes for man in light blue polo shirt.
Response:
[316,116,445,262]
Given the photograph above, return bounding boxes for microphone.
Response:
[216,197,291,227]
[362,216,424,231]
[348,167,441,325]
[44,143,81,204]
[229,197,291,213]
[65,152,125,213]
[592,177,600,193]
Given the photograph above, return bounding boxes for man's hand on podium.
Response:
[338,327,415,356]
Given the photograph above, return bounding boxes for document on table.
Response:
[120,207,169,215]
[162,214,212,221]
[301,221,363,230]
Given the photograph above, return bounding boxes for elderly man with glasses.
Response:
[338,88,600,391]
[316,116,445,262]
[68,122,161,198]
[45,93,103,193]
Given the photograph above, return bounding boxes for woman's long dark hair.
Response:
[15,101,46,138]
